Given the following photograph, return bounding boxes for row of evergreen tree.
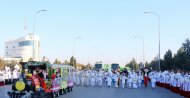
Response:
[126,38,190,71]
[149,38,190,71]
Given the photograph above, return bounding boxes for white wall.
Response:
[4,34,40,61]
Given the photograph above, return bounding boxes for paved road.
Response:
[0,85,183,98]
[60,85,183,98]
[0,85,11,98]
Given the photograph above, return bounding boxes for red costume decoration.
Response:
[51,74,56,79]
[142,68,150,87]
[144,76,148,87]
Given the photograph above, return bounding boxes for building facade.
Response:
[5,34,40,61]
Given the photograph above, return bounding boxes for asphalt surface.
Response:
[60,85,183,98]
[0,85,183,98]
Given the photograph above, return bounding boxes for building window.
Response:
[19,40,33,47]
[13,46,15,48]
[6,52,8,54]
[6,46,8,48]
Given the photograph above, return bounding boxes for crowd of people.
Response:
[70,68,150,88]
[0,64,190,97]
[0,65,20,86]
[70,68,190,97]
[153,70,190,97]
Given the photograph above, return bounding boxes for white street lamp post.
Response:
[32,10,46,60]
[144,11,160,70]
[72,36,81,67]
[135,36,145,68]
[87,46,95,65]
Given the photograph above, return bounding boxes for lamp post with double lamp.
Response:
[87,46,95,65]
[135,36,145,68]
[72,36,82,68]
[144,11,160,70]
[32,10,47,61]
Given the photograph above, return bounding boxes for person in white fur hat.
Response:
[107,73,112,87]
[91,74,96,87]
[97,71,103,87]
[75,71,80,86]
[113,73,119,87]
[0,70,4,86]
[149,71,157,88]
[120,73,126,88]
[127,71,133,88]
[187,74,190,97]
[182,74,189,97]
[132,73,138,89]
[137,72,143,88]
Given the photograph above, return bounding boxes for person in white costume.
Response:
[5,66,9,80]
[169,71,175,89]
[5,66,11,85]
[182,74,188,96]
[120,73,126,88]
[81,72,85,86]
[75,71,80,86]
[97,72,103,87]
[137,73,142,88]
[72,70,76,84]
[179,74,185,94]
[113,73,118,87]
[13,69,18,79]
[187,74,190,97]
[86,71,90,86]
[8,70,11,80]
[132,73,138,88]
[97,75,102,87]
[0,70,4,85]
[149,71,157,88]
[83,70,87,86]
[91,75,95,87]
[107,74,112,87]
[127,72,132,88]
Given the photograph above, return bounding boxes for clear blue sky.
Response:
[0,0,190,65]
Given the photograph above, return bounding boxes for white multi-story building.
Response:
[5,34,40,61]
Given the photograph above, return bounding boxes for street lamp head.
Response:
[41,10,47,11]
[144,10,150,13]
[78,36,82,39]
[134,35,144,40]
[36,10,47,14]
[74,36,82,41]
[135,35,141,39]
